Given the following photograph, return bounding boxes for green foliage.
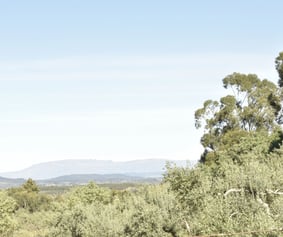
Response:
[195,72,282,163]
[48,182,120,236]
[23,178,40,193]
[164,134,283,236]
[276,51,283,87]
[66,181,112,206]
[124,203,170,237]
[123,185,184,237]
[13,209,55,237]
[8,179,51,212]
[0,191,17,236]
[47,183,184,237]
[168,162,283,235]
[50,203,98,237]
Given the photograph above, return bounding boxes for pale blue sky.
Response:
[0,1,282,172]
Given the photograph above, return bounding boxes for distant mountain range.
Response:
[0,159,196,180]
[0,176,25,188]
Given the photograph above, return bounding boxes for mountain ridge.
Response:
[0,159,195,180]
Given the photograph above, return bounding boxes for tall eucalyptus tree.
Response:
[195,72,282,163]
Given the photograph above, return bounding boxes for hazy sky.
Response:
[0,1,282,172]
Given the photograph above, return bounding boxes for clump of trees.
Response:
[195,72,283,163]
[49,183,184,237]
[8,178,51,212]
[1,52,283,236]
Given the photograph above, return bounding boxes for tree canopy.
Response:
[276,52,283,87]
[195,71,283,163]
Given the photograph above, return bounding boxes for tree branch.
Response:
[256,196,270,215]
[184,220,191,234]
[266,189,283,195]
[224,188,242,197]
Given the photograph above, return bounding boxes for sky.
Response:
[0,1,282,172]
